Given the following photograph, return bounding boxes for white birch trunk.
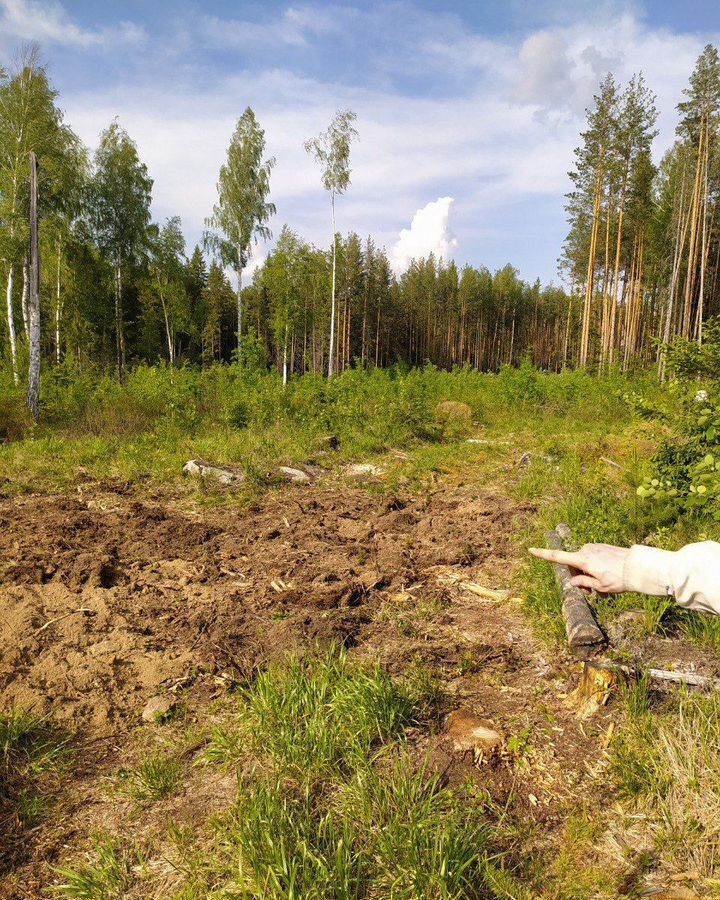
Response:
[5,266,19,385]
[328,191,337,377]
[55,241,62,364]
[236,248,243,353]
[21,258,29,337]
[282,322,289,386]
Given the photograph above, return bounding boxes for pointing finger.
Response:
[528,547,584,568]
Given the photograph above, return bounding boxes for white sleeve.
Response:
[622,541,720,616]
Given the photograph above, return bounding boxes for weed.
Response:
[52,837,144,898]
[119,752,183,802]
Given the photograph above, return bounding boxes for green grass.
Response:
[610,691,720,876]
[116,751,183,802]
[190,645,529,899]
[0,707,71,828]
[0,707,70,772]
[52,837,145,899]
[0,362,655,498]
[205,644,415,777]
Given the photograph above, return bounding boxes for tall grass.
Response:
[611,692,720,876]
[0,360,651,495]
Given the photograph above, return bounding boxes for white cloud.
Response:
[199,6,339,49]
[391,197,458,274]
[0,0,145,48]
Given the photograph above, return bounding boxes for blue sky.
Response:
[1,0,719,283]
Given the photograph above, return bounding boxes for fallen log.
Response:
[627,665,720,691]
[546,526,606,657]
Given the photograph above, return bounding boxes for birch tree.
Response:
[88,120,153,377]
[0,46,81,384]
[304,109,358,376]
[205,107,275,351]
[144,217,188,364]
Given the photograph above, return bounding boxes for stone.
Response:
[278,466,311,483]
[141,695,175,723]
[183,459,245,486]
[444,708,503,757]
[343,463,385,478]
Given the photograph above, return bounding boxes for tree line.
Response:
[4,42,719,416]
[0,45,573,415]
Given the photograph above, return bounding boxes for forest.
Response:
[2,43,720,406]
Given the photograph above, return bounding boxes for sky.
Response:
[2,0,720,284]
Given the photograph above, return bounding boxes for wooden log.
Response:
[546,528,606,656]
[590,658,720,693]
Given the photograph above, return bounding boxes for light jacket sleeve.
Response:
[622,541,720,616]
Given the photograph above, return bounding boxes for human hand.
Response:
[528,543,630,593]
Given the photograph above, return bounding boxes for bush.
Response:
[0,390,33,442]
[637,389,720,522]
[663,317,720,380]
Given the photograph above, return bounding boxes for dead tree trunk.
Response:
[546,525,606,656]
[27,151,41,422]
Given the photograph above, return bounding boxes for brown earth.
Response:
[0,478,711,897]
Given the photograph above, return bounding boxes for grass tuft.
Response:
[205,644,415,777]
[117,752,183,802]
[52,837,144,899]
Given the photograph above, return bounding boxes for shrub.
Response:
[637,389,720,522]
[0,388,33,442]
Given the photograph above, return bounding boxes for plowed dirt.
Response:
[0,477,704,897]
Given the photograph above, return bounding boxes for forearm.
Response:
[623,541,720,615]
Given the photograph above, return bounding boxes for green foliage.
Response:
[0,382,33,441]
[637,388,720,521]
[663,318,720,380]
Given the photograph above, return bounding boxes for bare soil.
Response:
[0,477,714,896]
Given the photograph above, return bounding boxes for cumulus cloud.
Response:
[391,198,458,274]
[0,0,144,48]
